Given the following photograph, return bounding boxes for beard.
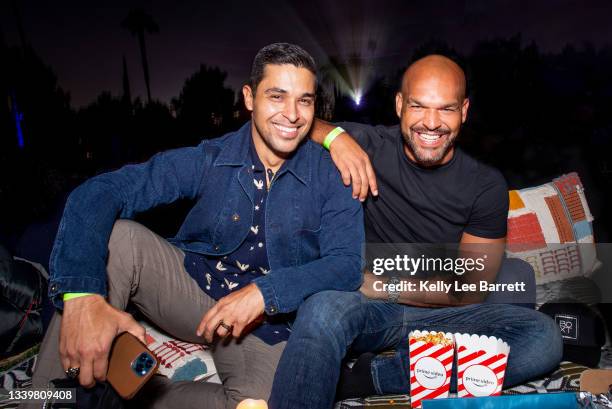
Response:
[402,126,457,167]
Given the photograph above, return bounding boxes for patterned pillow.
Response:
[140,321,218,382]
[505,173,601,284]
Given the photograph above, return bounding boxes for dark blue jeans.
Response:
[269,261,563,409]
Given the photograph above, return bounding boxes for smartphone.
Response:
[107,332,159,399]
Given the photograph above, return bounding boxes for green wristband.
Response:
[63,292,94,301]
[323,126,345,150]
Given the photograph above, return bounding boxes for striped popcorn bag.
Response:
[408,331,454,408]
[454,333,510,397]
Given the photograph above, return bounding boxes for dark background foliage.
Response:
[1,2,611,267]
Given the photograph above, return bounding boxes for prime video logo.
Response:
[372,255,487,276]
[465,376,496,387]
[416,368,444,379]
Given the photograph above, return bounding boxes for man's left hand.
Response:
[196,283,265,343]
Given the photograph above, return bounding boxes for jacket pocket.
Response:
[296,226,321,262]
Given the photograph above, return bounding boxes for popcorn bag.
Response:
[409,331,454,408]
[454,333,510,398]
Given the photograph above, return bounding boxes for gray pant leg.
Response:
[29,220,284,409]
[136,337,286,409]
[211,337,286,406]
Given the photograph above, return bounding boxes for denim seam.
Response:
[362,322,406,336]
[406,321,533,329]
[370,354,384,395]
[195,141,211,197]
[253,276,281,314]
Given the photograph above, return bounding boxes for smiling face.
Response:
[395,55,469,167]
[243,64,316,168]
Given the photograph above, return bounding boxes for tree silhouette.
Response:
[3,44,74,163]
[77,91,132,171]
[121,9,159,103]
[172,65,235,142]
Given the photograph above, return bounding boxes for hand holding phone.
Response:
[107,332,159,399]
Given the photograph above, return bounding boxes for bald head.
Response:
[401,55,466,100]
[395,54,470,167]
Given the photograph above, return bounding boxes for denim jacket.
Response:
[48,122,364,314]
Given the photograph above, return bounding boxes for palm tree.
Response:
[10,0,28,50]
[121,9,159,103]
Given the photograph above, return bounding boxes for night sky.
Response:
[2,0,611,107]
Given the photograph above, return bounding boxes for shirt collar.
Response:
[249,137,265,172]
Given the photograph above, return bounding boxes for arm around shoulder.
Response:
[311,119,379,201]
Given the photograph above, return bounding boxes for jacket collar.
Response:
[213,120,312,186]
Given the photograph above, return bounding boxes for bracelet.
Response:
[387,277,401,303]
[63,292,94,302]
[323,127,345,150]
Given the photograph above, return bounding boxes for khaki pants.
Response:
[29,220,285,409]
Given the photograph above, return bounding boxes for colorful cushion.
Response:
[506,173,601,284]
[140,321,217,382]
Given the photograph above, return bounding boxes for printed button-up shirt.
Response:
[184,141,291,344]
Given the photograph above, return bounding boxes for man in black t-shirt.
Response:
[334,122,509,244]
[268,55,563,409]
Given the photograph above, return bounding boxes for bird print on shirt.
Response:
[205,273,211,290]
[224,278,239,290]
[183,151,289,344]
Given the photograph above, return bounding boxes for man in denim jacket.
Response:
[30,43,363,408]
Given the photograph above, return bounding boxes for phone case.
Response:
[107,332,159,399]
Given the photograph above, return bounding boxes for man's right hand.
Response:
[329,133,378,202]
[59,294,146,388]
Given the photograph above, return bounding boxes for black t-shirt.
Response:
[339,122,509,244]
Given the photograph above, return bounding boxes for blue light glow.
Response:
[353,90,362,106]
[9,91,25,148]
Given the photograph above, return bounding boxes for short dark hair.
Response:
[249,43,317,92]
